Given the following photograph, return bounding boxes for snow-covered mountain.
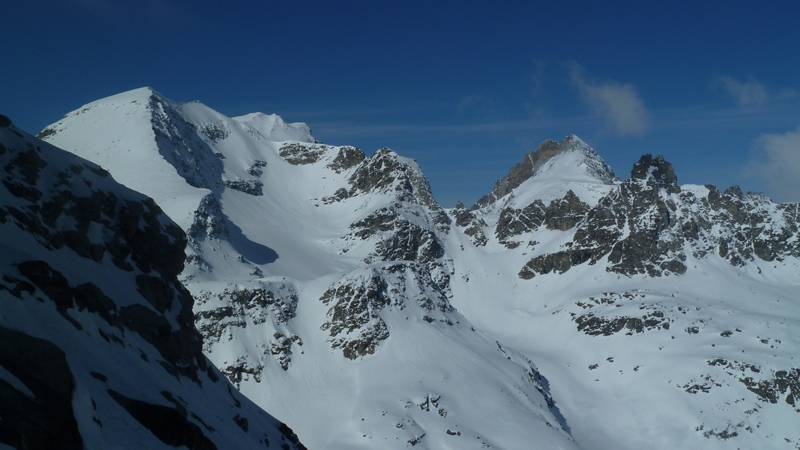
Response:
[40,88,575,449]
[0,115,305,449]
[36,88,800,449]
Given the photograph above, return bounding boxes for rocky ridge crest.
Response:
[0,115,305,450]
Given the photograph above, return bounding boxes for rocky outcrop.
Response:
[279,143,330,165]
[148,92,225,191]
[473,135,616,209]
[225,178,263,195]
[518,153,800,278]
[326,146,365,173]
[0,326,83,450]
[0,117,306,450]
[195,283,301,380]
[495,190,590,248]
[450,201,488,246]
[345,148,450,231]
[320,263,455,360]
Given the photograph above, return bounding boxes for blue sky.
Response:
[4,1,800,206]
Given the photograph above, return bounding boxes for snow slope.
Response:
[41,88,800,449]
[451,142,800,449]
[0,115,305,449]
[42,89,577,449]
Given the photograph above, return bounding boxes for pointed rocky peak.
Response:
[472,135,616,209]
[630,154,680,194]
[350,148,450,230]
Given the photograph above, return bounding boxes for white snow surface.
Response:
[40,88,800,450]
[0,120,304,449]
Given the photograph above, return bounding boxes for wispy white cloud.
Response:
[750,126,800,202]
[457,95,498,115]
[716,76,769,108]
[567,62,650,137]
[716,76,799,109]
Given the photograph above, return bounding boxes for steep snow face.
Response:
[449,145,800,449]
[232,112,316,144]
[41,91,577,449]
[0,116,305,450]
[40,87,800,450]
[473,134,618,211]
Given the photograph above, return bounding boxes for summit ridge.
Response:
[2,87,797,450]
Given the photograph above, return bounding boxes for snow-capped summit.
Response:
[0,115,306,449]
[40,89,578,449]
[472,134,618,211]
[27,87,800,450]
[232,112,316,144]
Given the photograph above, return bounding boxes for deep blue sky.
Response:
[4,1,800,206]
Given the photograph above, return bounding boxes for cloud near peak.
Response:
[717,76,800,109]
[751,126,800,203]
[567,62,650,137]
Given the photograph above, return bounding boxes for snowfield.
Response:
[35,87,800,449]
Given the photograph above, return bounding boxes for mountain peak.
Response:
[233,112,316,143]
[630,153,680,193]
[472,135,616,209]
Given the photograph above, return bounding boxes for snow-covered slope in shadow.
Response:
[0,115,305,449]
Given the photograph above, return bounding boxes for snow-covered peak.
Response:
[233,112,316,143]
[0,117,307,449]
[473,135,618,211]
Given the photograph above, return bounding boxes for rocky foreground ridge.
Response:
[26,88,800,449]
[0,114,305,449]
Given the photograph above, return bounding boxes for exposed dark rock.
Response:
[349,208,445,265]
[519,249,595,279]
[544,190,590,231]
[320,273,391,359]
[195,284,300,379]
[148,93,224,191]
[320,263,454,359]
[108,389,217,450]
[0,326,83,450]
[630,154,680,194]
[346,149,450,231]
[187,193,229,247]
[279,143,328,165]
[1,115,308,450]
[136,274,175,313]
[473,135,616,209]
[277,422,307,450]
[234,414,249,431]
[246,159,267,176]
[518,155,692,278]
[200,123,229,142]
[225,178,263,195]
[451,201,488,246]
[327,146,365,172]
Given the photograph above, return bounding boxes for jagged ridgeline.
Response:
[31,88,800,449]
[456,136,800,278]
[0,114,305,449]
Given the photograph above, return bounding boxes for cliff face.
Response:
[37,87,800,450]
[0,115,305,450]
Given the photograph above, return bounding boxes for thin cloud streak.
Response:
[716,76,769,108]
[716,76,800,109]
[567,62,650,137]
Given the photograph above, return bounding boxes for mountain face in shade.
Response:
[37,88,800,450]
[0,115,305,449]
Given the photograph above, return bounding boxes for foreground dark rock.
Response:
[0,115,306,449]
